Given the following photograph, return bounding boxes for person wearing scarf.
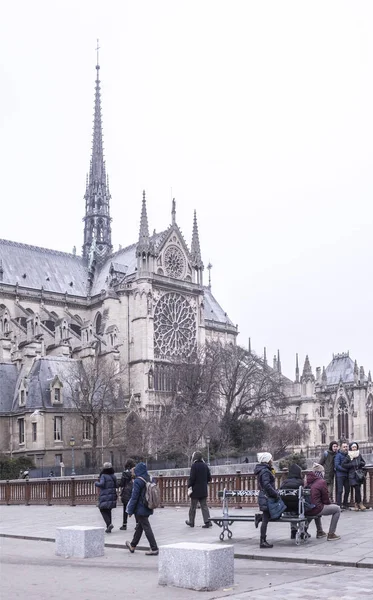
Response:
[305,463,341,541]
[254,452,279,548]
[342,442,366,511]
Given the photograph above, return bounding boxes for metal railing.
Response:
[1,467,372,507]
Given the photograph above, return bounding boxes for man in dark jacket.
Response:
[319,441,338,501]
[119,458,136,530]
[95,462,118,533]
[125,462,158,555]
[334,442,350,509]
[185,451,212,528]
[305,463,341,541]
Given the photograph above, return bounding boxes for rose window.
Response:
[164,245,185,279]
[154,292,196,358]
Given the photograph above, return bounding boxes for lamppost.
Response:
[206,435,211,466]
[69,436,76,476]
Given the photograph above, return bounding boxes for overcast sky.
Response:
[1,1,372,379]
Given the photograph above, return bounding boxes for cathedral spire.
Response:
[138,190,150,249]
[191,211,204,283]
[83,46,112,263]
[295,353,299,383]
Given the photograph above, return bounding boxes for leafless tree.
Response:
[265,416,310,460]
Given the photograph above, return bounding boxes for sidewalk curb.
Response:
[2,533,372,569]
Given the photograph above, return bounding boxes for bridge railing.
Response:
[1,467,372,507]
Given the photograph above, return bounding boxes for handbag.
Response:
[187,486,193,497]
[266,495,286,519]
[355,469,366,483]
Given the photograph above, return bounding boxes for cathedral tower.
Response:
[82,51,112,263]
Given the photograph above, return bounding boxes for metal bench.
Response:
[209,487,313,545]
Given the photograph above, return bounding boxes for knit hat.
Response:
[103,462,112,469]
[257,452,272,464]
[312,463,324,477]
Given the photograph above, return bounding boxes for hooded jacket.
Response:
[254,463,279,512]
[280,464,303,512]
[188,457,212,499]
[319,442,337,483]
[334,449,349,475]
[95,467,118,510]
[126,462,153,517]
[342,443,366,486]
[120,468,134,504]
[305,471,330,516]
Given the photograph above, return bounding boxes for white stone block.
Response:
[158,542,234,591]
[55,526,105,558]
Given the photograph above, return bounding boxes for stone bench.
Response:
[158,542,234,591]
[55,526,105,558]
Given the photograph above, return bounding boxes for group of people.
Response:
[319,440,366,511]
[254,440,367,548]
[95,459,159,556]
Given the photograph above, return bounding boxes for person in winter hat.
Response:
[342,442,366,511]
[125,462,158,555]
[254,452,279,548]
[334,441,350,509]
[305,463,341,541]
[95,462,118,533]
[319,441,338,501]
[280,463,309,540]
[119,458,136,530]
[185,450,212,528]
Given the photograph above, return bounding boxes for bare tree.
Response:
[265,416,310,460]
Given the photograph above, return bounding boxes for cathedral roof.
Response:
[203,287,235,327]
[0,239,88,296]
[324,352,365,385]
[0,362,18,413]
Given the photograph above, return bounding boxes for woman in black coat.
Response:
[342,442,366,511]
[95,462,118,533]
[254,452,279,548]
[119,458,136,530]
[280,463,306,539]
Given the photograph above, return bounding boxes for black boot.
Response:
[260,538,273,548]
[255,513,262,529]
[291,529,296,540]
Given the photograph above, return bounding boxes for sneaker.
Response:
[125,541,135,553]
[327,533,341,541]
[145,549,159,555]
[202,522,212,528]
[185,520,194,527]
[105,524,114,533]
[316,531,327,539]
[120,524,127,530]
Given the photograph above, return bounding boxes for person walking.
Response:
[185,451,212,528]
[125,462,159,555]
[254,452,279,548]
[334,442,350,509]
[119,458,136,530]
[342,442,367,511]
[95,462,118,533]
[305,463,341,540]
[319,441,338,501]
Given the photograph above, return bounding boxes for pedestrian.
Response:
[305,463,341,541]
[119,458,136,530]
[254,452,279,548]
[185,450,212,529]
[95,461,118,533]
[319,440,338,501]
[125,462,159,555]
[334,441,350,509]
[342,442,366,511]
[280,462,309,539]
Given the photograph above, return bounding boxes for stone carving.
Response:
[164,245,185,279]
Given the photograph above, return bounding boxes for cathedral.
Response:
[0,58,237,471]
[0,59,371,473]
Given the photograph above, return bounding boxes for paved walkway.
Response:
[1,503,372,568]
[1,504,373,599]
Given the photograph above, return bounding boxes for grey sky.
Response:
[1,1,372,378]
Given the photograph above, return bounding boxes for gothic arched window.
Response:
[337,397,349,440]
[320,423,327,445]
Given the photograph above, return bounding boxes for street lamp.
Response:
[69,436,76,476]
[206,435,211,466]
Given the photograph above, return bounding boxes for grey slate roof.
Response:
[0,239,88,296]
[0,362,18,413]
[325,354,365,386]
[203,287,235,326]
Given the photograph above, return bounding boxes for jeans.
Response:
[314,504,341,534]
[336,475,350,507]
[326,480,335,501]
[122,505,128,525]
[100,508,112,528]
[131,515,158,551]
[189,497,210,525]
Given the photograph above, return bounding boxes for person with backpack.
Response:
[119,458,136,530]
[125,462,159,556]
[319,441,338,501]
[95,462,118,533]
[185,450,212,529]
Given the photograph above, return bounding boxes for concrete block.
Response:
[55,526,105,558]
[158,542,234,591]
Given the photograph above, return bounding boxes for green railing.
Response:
[0,468,372,507]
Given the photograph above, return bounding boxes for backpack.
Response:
[138,476,161,509]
